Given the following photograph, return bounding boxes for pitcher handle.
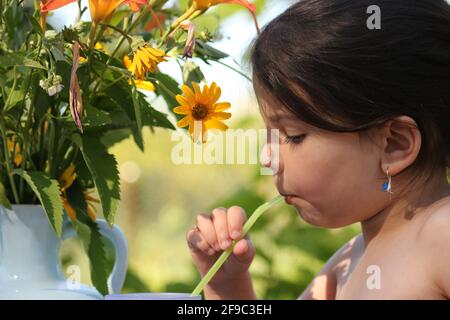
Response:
[62,219,128,295]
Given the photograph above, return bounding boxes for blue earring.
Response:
[381,166,394,200]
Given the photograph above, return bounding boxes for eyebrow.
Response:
[266,115,288,122]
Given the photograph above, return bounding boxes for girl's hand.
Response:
[186,206,256,286]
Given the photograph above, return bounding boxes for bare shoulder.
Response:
[417,196,450,298]
[331,233,364,278]
[298,233,363,300]
[418,196,450,242]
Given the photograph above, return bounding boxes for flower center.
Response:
[192,104,209,120]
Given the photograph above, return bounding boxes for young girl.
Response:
[186,0,450,299]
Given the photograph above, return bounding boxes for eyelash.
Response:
[283,134,306,145]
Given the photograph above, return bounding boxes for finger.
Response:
[227,206,247,240]
[211,207,231,250]
[232,238,256,265]
[186,227,215,256]
[196,214,220,251]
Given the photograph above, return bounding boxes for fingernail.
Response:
[221,240,230,249]
[207,248,215,256]
[231,230,240,239]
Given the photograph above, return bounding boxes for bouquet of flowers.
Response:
[0,0,258,295]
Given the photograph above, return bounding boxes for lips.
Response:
[282,194,295,204]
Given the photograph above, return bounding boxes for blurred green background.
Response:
[58,0,361,299]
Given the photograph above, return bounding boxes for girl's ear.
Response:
[379,116,422,176]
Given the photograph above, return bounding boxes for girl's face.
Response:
[255,86,390,228]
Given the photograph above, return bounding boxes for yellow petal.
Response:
[176,95,190,106]
[201,123,208,143]
[205,118,228,131]
[145,46,166,57]
[173,105,191,115]
[192,82,202,100]
[177,116,192,128]
[14,154,23,167]
[201,83,210,104]
[211,85,221,104]
[181,84,196,101]
[206,82,217,104]
[214,102,231,111]
[123,55,132,69]
[84,194,100,203]
[60,164,77,190]
[134,80,155,91]
[63,199,77,221]
[211,111,231,120]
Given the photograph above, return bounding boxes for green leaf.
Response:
[130,84,144,149]
[182,61,205,86]
[0,182,12,210]
[196,41,229,61]
[0,53,46,70]
[136,90,175,130]
[100,128,132,149]
[64,104,112,127]
[25,13,44,36]
[22,59,46,70]
[4,86,25,111]
[0,72,7,87]
[140,102,175,130]
[85,105,112,127]
[50,47,70,63]
[87,223,109,296]
[65,180,109,296]
[151,72,182,114]
[72,134,120,226]
[102,83,144,151]
[12,170,63,237]
[0,54,22,69]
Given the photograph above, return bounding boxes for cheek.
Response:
[281,134,380,226]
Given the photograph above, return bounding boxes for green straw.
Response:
[191,194,284,297]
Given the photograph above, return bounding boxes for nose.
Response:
[260,143,272,168]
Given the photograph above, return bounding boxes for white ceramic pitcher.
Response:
[0,204,128,300]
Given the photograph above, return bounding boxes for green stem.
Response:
[0,118,20,204]
[76,0,82,22]
[148,76,177,99]
[46,119,54,176]
[99,23,133,44]
[100,74,126,92]
[159,6,200,46]
[213,59,252,82]
[37,112,48,170]
[92,1,168,94]
[88,22,98,49]
[191,194,284,297]
[33,0,39,13]
[4,66,17,110]
[92,7,149,94]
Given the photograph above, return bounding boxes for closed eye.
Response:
[283,134,306,145]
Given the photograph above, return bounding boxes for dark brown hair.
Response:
[250,0,450,192]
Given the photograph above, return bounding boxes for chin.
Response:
[295,206,349,229]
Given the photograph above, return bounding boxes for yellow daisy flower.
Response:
[62,194,98,221]
[174,81,231,143]
[123,44,167,80]
[59,164,98,221]
[59,164,77,192]
[6,137,23,167]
